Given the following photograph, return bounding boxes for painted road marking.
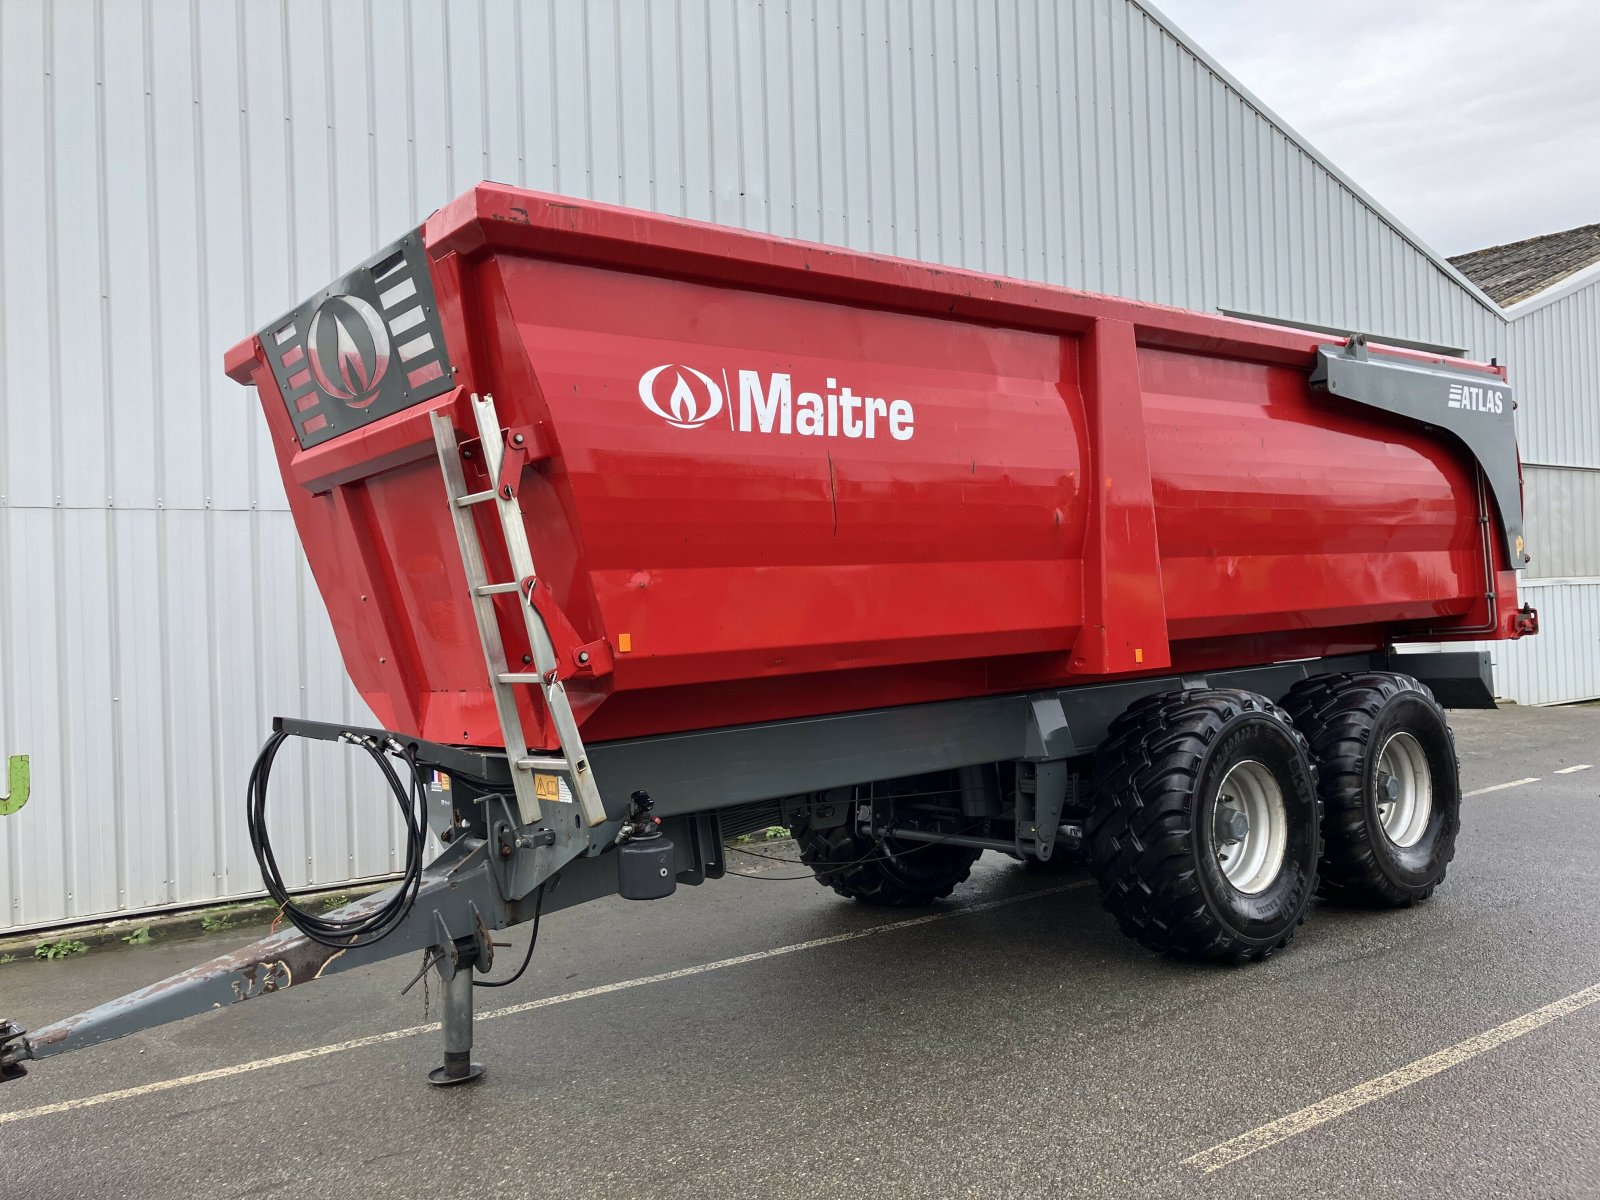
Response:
[0,879,1091,1127]
[1555,764,1592,775]
[1183,979,1600,1174]
[1464,777,1540,797]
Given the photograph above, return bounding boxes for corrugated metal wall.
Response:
[1483,581,1600,706]
[1508,276,1600,471]
[0,0,1527,932]
[1522,466,1600,580]
[1504,273,1600,706]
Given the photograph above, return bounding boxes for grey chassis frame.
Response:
[0,648,1493,1086]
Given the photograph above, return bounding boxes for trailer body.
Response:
[224,185,1528,760]
[2,186,1536,1089]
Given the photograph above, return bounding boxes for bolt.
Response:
[512,433,525,446]
[577,650,590,665]
[499,843,513,859]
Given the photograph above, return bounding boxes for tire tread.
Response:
[1281,672,1459,907]
[1085,689,1318,963]
[792,819,981,907]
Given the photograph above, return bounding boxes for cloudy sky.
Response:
[1153,0,1600,257]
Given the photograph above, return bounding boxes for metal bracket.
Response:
[1516,605,1539,636]
[484,793,581,902]
[519,576,615,681]
[1023,698,1074,760]
[431,910,462,980]
[495,425,551,499]
[1013,761,1072,862]
[431,902,494,981]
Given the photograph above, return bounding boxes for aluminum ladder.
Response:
[430,393,607,829]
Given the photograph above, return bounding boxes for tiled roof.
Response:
[1449,223,1600,306]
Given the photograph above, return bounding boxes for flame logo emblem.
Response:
[306,294,391,408]
[638,364,723,429]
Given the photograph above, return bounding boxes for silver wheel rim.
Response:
[1376,731,1432,848]
[1211,759,1288,895]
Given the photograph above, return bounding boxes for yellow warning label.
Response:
[535,774,561,803]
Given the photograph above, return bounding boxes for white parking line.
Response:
[1183,979,1600,1173]
[0,879,1090,1127]
[1463,777,1540,797]
[1555,764,1592,775]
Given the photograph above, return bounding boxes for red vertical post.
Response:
[1069,318,1171,675]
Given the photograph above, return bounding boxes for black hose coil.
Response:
[246,729,429,949]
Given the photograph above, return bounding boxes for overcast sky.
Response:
[1153,0,1600,257]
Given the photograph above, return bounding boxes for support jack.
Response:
[428,965,485,1087]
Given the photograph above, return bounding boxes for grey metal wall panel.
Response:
[0,0,1547,930]
[1507,277,1600,470]
[1523,467,1600,581]
[1484,581,1600,706]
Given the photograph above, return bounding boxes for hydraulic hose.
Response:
[246,729,428,949]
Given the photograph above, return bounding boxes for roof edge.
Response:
[1134,0,1507,321]
[1501,255,1600,319]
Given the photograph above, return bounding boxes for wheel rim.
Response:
[1376,731,1433,848]
[1211,759,1288,895]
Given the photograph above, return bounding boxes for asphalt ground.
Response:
[1,703,1597,1199]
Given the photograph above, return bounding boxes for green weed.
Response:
[35,938,89,960]
[199,909,236,934]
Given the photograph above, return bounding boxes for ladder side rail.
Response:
[429,409,544,824]
[469,394,609,828]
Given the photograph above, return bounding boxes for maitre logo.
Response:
[306,294,392,409]
[636,363,915,441]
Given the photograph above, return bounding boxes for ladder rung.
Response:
[475,582,521,596]
[456,489,499,507]
[498,672,546,684]
[515,756,568,772]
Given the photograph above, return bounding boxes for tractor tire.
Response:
[791,813,981,907]
[1281,672,1460,907]
[1086,689,1321,963]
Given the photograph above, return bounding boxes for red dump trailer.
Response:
[1,186,1536,1088]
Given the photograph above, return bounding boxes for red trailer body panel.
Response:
[226,185,1524,752]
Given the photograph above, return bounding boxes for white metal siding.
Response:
[0,0,1531,931]
[1522,466,1600,581]
[1507,276,1600,470]
[1483,581,1600,706]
